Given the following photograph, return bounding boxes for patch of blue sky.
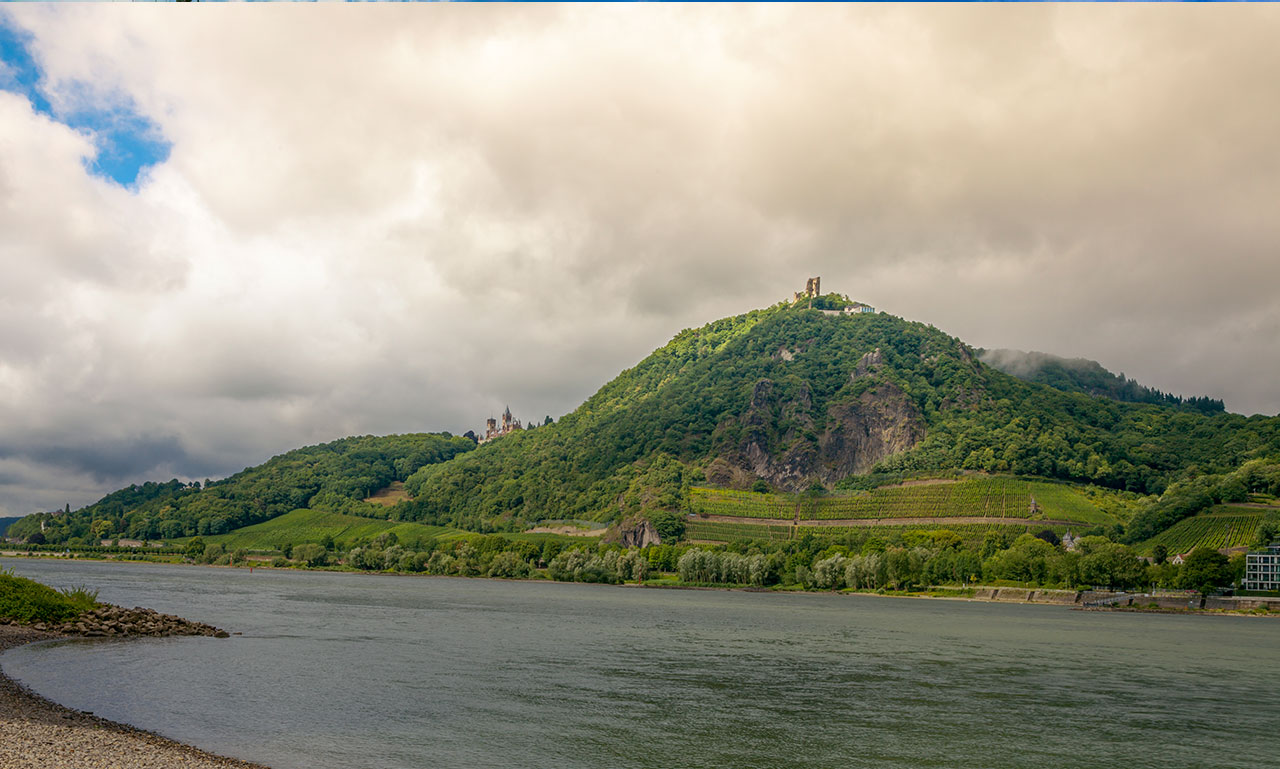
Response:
[0,14,169,188]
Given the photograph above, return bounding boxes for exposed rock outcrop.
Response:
[727,370,926,491]
[616,519,662,548]
[815,382,925,482]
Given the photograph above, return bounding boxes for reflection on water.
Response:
[2,558,1278,769]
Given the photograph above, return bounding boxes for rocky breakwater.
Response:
[3,604,231,639]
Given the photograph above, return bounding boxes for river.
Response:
[2,558,1277,769]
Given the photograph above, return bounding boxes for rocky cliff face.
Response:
[723,348,925,490]
[616,519,662,548]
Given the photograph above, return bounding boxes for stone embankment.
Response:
[3,605,231,639]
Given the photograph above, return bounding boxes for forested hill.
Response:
[979,348,1225,415]
[9,433,474,545]
[400,299,1280,533]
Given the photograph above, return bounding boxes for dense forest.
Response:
[8,433,474,546]
[400,300,1280,533]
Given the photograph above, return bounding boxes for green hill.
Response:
[400,301,1280,538]
[8,433,475,546]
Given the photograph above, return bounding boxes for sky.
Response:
[1,4,1278,516]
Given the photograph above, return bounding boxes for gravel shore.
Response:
[0,625,269,769]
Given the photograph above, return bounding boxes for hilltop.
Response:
[399,296,1280,540]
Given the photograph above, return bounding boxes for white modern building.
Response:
[1243,544,1280,592]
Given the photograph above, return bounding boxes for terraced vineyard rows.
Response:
[689,477,1112,525]
[685,518,1064,547]
[1140,507,1279,555]
[684,520,794,543]
[794,523,1068,547]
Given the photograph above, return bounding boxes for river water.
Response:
[2,558,1277,769]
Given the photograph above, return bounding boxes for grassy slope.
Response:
[201,509,473,551]
[199,508,585,552]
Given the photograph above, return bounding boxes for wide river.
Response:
[2,558,1277,769]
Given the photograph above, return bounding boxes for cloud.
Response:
[0,4,1279,514]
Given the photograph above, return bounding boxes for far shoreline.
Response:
[4,551,1274,618]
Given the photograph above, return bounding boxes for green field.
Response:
[689,476,1117,526]
[1138,506,1280,556]
[200,509,474,551]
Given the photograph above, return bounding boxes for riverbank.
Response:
[0,626,269,769]
[6,551,1276,618]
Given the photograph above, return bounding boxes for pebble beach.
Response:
[0,625,269,769]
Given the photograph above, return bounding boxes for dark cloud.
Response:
[3,434,191,483]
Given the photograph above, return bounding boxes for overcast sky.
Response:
[1,5,1278,516]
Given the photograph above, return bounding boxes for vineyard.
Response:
[689,476,1117,526]
[684,518,1062,547]
[1139,506,1280,556]
[685,520,795,543]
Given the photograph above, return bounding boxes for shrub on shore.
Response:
[0,569,99,624]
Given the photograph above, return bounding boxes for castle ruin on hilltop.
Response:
[793,276,821,306]
[792,276,876,315]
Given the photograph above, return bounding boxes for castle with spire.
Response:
[481,406,523,444]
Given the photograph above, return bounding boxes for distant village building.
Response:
[1062,531,1079,551]
[481,406,523,444]
[1170,551,1190,566]
[1243,543,1280,591]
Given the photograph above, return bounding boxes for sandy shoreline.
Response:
[0,625,269,769]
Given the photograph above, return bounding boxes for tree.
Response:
[185,537,206,559]
[293,543,327,567]
[1179,547,1232,595]
[1255,521,1278,548]
[649,509,686,542]
[751,479,770,493]
[1152,543,1168,565]
[1033,529,1060,547]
